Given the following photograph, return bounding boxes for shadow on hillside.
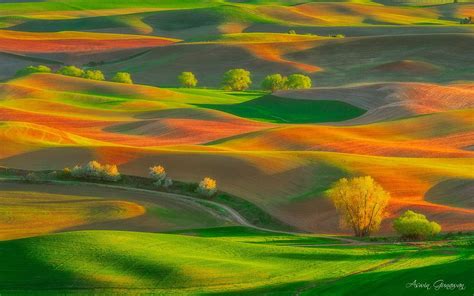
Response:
[203,257,473,295]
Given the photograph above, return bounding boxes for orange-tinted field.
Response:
[1,73,472,234]
[0,0,473,235]
[0,30,179,54]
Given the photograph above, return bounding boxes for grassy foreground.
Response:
[0,229,472,295]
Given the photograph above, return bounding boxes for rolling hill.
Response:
[0,230,471,295]
[1,74,473,233]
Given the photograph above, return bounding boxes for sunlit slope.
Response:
[0,30,179,54]
[256,2,474,26]
[136,151,474,231]
[0,74,272,148]
[1,74,473,233]
[211,109,474,157]
[0,182,231,240]
[2,2,472,34]
[2,147,472,233]
[1,230,471,294]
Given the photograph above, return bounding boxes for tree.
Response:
[286,74,312,89]
[83,69,105,81]
[101,164,121,182]
[178,72,198,88]
[149,165,173,188]
[112,72,133,84]
[16,65,51,77]
[197,177,217,197]
[69,160,121,182]
[222,69,252,91]
[393,210,441,240]
[57,65,84,77]
[327,176,390,237]
[261,74,287,92]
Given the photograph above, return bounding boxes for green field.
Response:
[0,230,472,295]
[198,95,366,123]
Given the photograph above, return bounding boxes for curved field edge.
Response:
[0,230,471,295]
[196,95,366,124]
[0,167,294,232]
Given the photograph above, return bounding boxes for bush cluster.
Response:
[196,177,217,197]
[149,165,173,188]
[393,210,441,240]
[178,72,198,88]
[15,65,51,77]
[17,65,133,84]
[111,72,133,84]
[262,73,312,92]
[66,160,121,182]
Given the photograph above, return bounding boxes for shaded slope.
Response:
[210,109,474,157]
[198,94,365,124]
[279,82,474,124]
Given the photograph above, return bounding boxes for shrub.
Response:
[393,210,441,240]
[58,167,72,179]
[82,69,105,81]
[261,74,287,92]
[197,177,217,197]
[102,164,121,182]
[286,74,312,89]
[111,72,133,84]
[69,161,121,182]
[178,72,198,88]
[24,172,39,183]
[328,176,390,237]
[460,16,472,24]
[57,65,84,77]
[222,69,252,91]
[15,65,51,77]
[149,165,173,188]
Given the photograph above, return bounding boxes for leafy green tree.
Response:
[178,72,198,88]
[57,65,84,77]
[111,72,133,84]
[82,69,105,81]
[393,210,441,240]
[328,176,390,237]
[261,74,287,92]
[286,74,312,89]
[15,65,52,77]
[222,69,252,91]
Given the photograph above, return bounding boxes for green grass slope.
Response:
[0,230,472,295]
[197,94,366,123]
